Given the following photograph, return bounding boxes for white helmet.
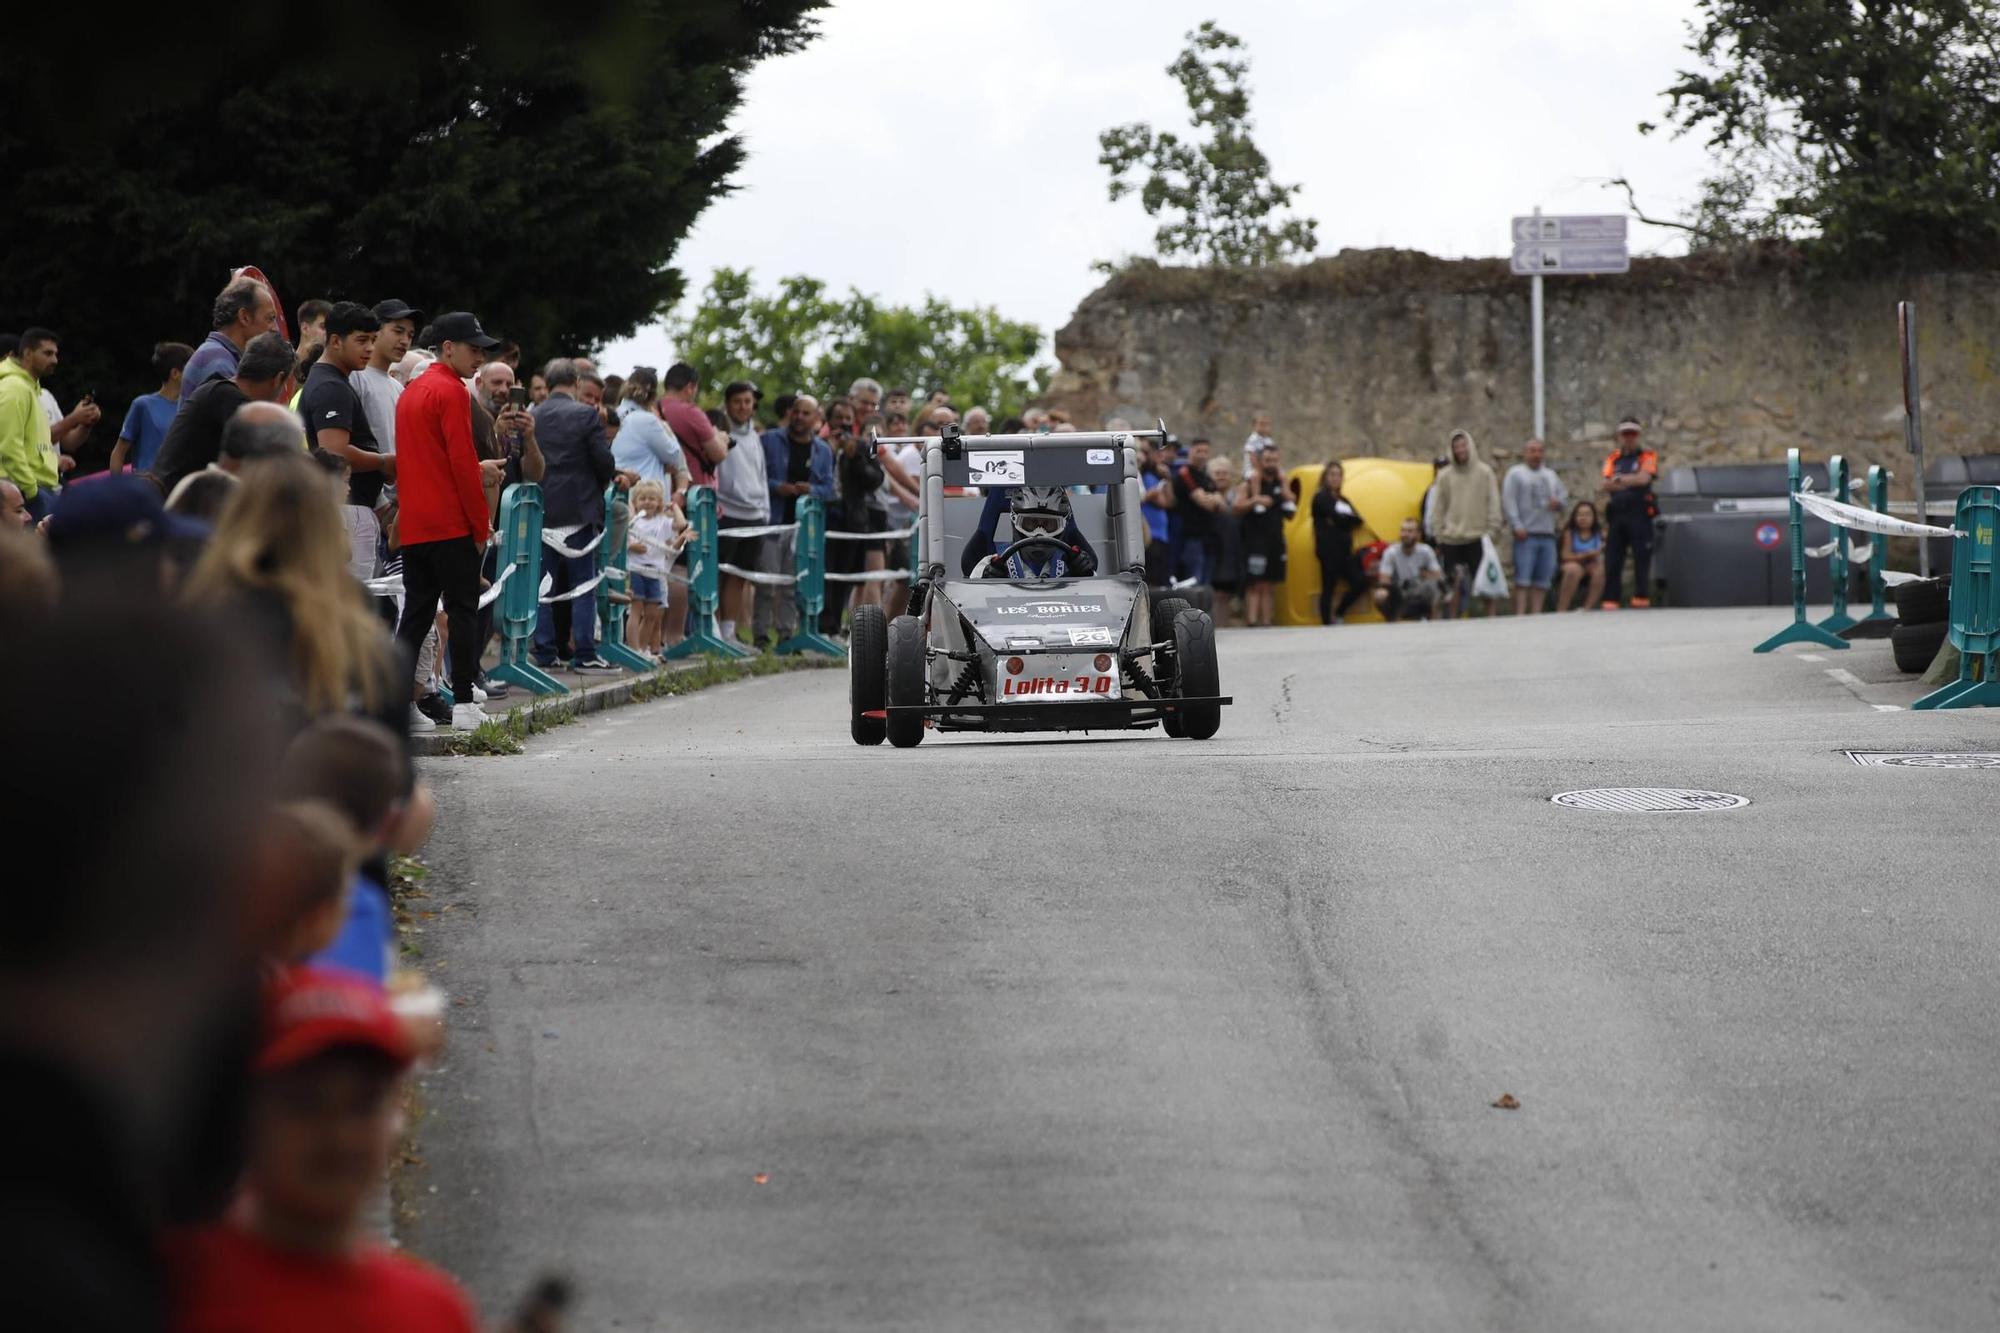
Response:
[1010,485,1070,538]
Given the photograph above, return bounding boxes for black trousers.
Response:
[1317,549,1368,623]
[396,536,482,700]
[1603,509,1654,605]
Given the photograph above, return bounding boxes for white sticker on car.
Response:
[1066,626,1114,646]
[1086,448,1115,465]
[967,450,1026,486]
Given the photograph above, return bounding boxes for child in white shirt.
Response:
[625,480,685,658]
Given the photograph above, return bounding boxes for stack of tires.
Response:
[1890,577,1951,673]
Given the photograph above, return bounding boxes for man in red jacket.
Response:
[393,311,499,732]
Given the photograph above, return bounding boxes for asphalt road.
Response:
[409,608,2000,1332]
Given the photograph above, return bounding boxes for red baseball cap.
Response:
[258,966,413,1073]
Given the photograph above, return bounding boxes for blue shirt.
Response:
[310,873,392,984]
[612,400,685,487]
[118,392,178,472]
[177,332,240,412]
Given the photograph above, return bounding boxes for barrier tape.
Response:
[824,569,917,583]
[363,559,520,610]
[1795,488,1964,540]
[714,521,796,539]
[826,525,917,541]
[477,561,515,609]
[717,562,799,587]
[543,525,607,558]
[540,569,610,604]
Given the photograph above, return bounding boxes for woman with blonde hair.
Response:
[184,450,400,732]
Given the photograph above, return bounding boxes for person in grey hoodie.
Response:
[1502,437,1568,615]
[1429,428,1502,618]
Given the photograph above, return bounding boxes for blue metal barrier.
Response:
[1913,485,1999,709]
[595,482,654,672]
[1753,449,1850,653]
[664,486,753,660]
[488,483,566,695]
[1843,464,1898,637]
[1817,454,1858,635]
[775,495,845,657]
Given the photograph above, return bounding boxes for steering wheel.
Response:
[973,533,1078,579]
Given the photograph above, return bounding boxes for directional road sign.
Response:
[1510,242,1630,275]
[1512,214,1627,245]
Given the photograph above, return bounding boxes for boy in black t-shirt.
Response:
[298,302,386,509]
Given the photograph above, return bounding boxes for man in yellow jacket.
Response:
[0,330,60,521]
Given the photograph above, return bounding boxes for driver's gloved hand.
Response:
[983,559,1011,578]
[1067,545,1098,576]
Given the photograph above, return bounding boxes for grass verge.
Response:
[443,652,840,757]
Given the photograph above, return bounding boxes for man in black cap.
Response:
[355,299,424,460]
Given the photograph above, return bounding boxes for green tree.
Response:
[665,269,1052,419]
[0,2,822,424]
[1098,21,1318,267]
[1644,0,2000,267]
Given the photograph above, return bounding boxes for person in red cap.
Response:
[165,967,477,1332]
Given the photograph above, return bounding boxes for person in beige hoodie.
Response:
[1429,429,1502,618]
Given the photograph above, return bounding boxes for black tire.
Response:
[1893,577,1950,626]
[885,614,927,748]
[1891,618,1948,674]
[849,604,887,745]
[1172,608,1222,740]
[1153,597,1191,637]
[1152,598,1191,735]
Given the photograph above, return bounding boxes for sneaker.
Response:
[471,682,489,703]
[572,655,619,674]
[478,675,510,699]
[408,704,438,734]
[1630,596,1651,608]
[1599,600,1621,611]
[450,703,486,731]
[416,692,453,725]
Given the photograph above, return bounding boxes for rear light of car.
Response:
[1006,656,1024,675]
[1094,653,1113,672]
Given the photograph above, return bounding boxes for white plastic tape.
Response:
[364,575,403,596]
[476,561,515,609]
[826,526,917,541]
[824,569,918,583]
[1846,538,1874,565]
[542,525,607,558]
[712,522,796,539]
[1795,489,1963,540]
[539,570,608,604]
[716,562,799,586]
[1805,540,1838,559]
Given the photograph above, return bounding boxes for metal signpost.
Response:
[1511,211,1629,441]
[1899,300,1931,578]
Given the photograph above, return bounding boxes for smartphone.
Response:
[507,385,530,409]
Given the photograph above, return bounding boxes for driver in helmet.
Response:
[960,485,1099,579]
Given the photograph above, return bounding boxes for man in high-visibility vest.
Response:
[1600,418,1658,608]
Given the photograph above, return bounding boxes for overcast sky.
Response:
[601,0,1716,374]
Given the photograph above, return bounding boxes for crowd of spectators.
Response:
[1135,412,1659,624]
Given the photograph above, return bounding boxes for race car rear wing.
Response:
[876,425,1164,580]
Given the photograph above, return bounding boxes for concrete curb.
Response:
[409,663,688,758]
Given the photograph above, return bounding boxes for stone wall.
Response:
[1048,248,2000,491]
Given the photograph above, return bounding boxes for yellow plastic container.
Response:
[1274,458,1437,626]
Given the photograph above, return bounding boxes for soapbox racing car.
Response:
[849,425,1229,748]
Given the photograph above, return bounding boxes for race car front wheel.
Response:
[1172,609,1222,740]
[850,604,887,746]
[885,614,927,749]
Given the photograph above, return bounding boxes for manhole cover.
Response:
[1846,751,2000,769]
[1551,787,1750,812]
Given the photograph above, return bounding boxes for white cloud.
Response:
[600,0,1716,376]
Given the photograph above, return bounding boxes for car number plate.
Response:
[997,652,1119,703]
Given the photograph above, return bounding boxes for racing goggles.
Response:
[1013,510,1065,538]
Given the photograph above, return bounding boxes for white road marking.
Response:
[1798,653,1825,661]
[1825,668,1864,688]
[1872,704,1903,712]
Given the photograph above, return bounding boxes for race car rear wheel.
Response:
[1153,596,1191,640]
[849,604,887,746]
[1173,608,1222,740]
[885,614,927,749]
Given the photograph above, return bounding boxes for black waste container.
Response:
[1654,462,1838,607]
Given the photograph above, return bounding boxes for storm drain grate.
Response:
[1846,751,2000,769]
[1551,787,1750,813]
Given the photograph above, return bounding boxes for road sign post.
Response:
[1511,212,1628,447]
[1900,300,1930,578]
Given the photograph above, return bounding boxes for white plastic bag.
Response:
[1474,534,1510,599]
